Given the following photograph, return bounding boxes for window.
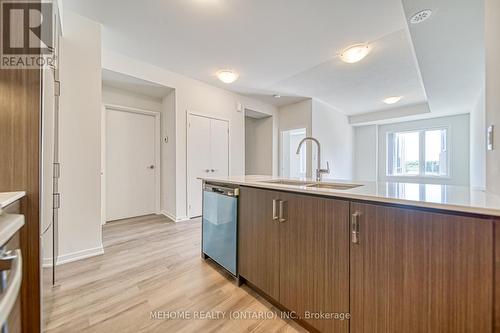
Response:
[387,128,448,177]
[424,129,447,176]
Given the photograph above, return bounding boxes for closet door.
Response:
[187,114,212,217]
[210,118,229,178]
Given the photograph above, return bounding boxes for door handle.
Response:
[205,169,210,173]
[148,165,155,169]
[272,199,279,221]
[211,169,216,172]
[351,212,360,244]
[278,200,287,223]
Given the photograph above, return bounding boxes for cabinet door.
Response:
[350,202,493,333]
[238,187,280,300]
[280,192,350,333]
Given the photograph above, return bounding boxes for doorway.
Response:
[281,128,307,178]
[244,109,273,175]
[104,106,161,221]
[187,113,229,218]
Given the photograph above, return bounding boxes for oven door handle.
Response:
[0,249,22,327]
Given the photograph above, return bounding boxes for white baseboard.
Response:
[161,211,190,223]
[55,245,104,266]
[161,210,176,221]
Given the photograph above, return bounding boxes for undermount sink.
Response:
[306,183,362,190]
[261,179,315,186]
[259,179,362,190]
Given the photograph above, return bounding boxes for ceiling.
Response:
[401,0,484,116]
[64,0,483,117]
[102,69,173,99]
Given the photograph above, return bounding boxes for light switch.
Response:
[487,125,494,150]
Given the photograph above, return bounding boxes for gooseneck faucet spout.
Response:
[296,137,330,182]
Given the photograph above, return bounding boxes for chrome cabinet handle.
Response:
[279,200,287,223]
[351,212,360,244]
[272,199,279,220]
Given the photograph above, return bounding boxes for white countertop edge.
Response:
[0,214,25,247]
[0,192,26,209]
[200,177,500,218]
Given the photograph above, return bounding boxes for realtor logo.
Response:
[1,0,54,68]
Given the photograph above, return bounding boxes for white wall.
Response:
[486,0,500,195]
[245,116,273,175]
[161,90,176,218]
[377,114,470,186]
[101,50,278,220]
[470,89,486,190]
[102,86,162,112]
[278,99,313,177]
[354,125,378,181]
[277,99,354,180]
[278,99,313,133]
[58,10,103,263]
[311,100,353,180]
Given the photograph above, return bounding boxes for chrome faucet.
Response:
[296,137,330,182]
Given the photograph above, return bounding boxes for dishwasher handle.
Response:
[203,184,239,197]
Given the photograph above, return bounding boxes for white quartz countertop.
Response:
[200,175,500,217]
[0,192,25,210]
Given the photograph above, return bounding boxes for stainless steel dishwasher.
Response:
[201,183,238,276]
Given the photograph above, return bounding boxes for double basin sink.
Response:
[259,179,362,190]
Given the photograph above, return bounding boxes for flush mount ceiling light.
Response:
[216,70,239,84]
[410,9,433,24]
[339,44,371,64]
[383,96,403,105]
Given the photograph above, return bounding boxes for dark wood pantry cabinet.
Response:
[236,185,498,333]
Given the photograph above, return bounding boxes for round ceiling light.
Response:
[339,44,371,64]
[216,70,239,84]
[383,96,403,105]
[410,9,433,24]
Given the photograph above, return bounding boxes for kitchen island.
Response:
[201,176,500,333]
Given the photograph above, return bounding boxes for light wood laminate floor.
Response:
[43,215,307,333]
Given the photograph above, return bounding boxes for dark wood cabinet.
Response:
[238,186,498,333]
[350,202,494,333]
[279,192,349,333]
[239,187,350,332]
[238,187,280,300]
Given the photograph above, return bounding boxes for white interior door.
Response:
[187,114,229,218]
[187,114,211,218]
[106,109,156,221]
[210,118,229,178]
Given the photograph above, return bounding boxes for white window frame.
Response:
[386,126,451,179]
